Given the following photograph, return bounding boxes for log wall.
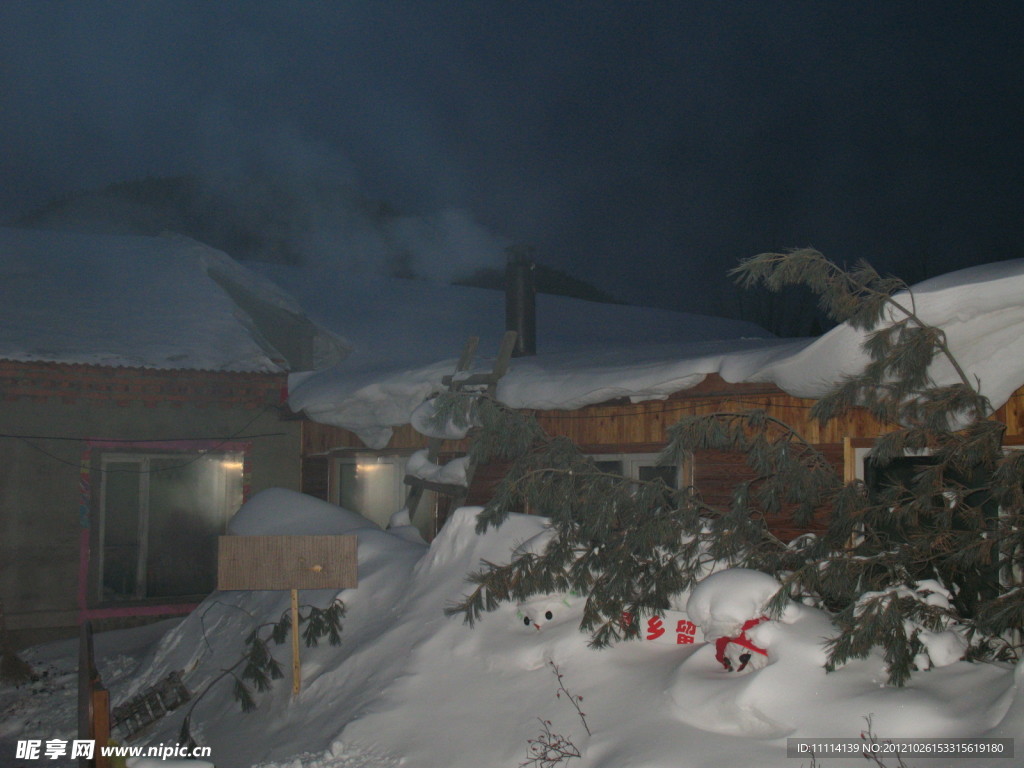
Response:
[300,374,1024,539]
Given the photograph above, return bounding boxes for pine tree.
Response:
[445,249,1023,685]
[180,596,345,748]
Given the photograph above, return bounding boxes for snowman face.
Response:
[515,595,574,632]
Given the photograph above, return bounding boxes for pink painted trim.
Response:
[77,528,91,614]
[76,440,251,623]
[79,602,199,622]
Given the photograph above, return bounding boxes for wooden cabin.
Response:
[0,228,346,648]
[296,372,1024,540]
[297,372,1024,542]
[289,259,1024,543]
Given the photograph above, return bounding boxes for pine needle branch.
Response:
[448,249,1023,688]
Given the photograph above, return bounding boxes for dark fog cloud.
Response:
[1,1,1022,314]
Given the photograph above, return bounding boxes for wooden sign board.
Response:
[217,535,358,591]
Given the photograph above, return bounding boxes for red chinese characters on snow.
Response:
[674,618,698,644]
[622,612,699,645]
[646,615,666,640]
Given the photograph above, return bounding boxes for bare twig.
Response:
[522,719,581,768]
[860,715,913,768]
[548,660,590,736]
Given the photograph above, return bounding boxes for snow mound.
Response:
[8,505,1024,768]
[761,259,1024,415]
[668,603,1016,742]
[227,488,381,536]
[410,397,473,440]
[406,450,470,487]
[686,568,783,640]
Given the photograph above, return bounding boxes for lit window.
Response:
[98,451,244,601]
[331,454,436,536]
[335,456,404,528]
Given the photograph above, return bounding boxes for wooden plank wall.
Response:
[533,376,899,448]
[693,445,840,541]
[995,392,1024,437]
[300,375,906,457]
[300,376,1024,539]
[301,378,1024,458]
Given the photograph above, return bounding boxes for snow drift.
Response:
[5,489,1022,768]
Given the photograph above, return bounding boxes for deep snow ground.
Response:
[3,491,1022,768]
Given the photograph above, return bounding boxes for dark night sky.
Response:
[2,1,1023,315]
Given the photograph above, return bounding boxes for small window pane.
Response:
[338,460,402,528]
[147,456,237,597]
[639,464,678,490]
[102,463,141,599]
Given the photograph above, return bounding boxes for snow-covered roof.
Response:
[751,259,1024,405]
[275,258,1024,448]
[253,264,773,446]
[0,227,348,373]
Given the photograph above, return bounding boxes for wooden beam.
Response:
[441,372,500,389]
[403,474,468,496]
[291,589,301,695]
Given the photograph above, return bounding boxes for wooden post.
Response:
[78,623,91,768]
[290,588,301,695]
[92,688,111,768]
[78,621,112,768]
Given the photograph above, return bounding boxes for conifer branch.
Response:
[180,596,346,748]
[450,250,1023,688]
[734,249,986,420]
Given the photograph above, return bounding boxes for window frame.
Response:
[84,440,249,614]
[844,435,1024,592]
[97,450,243,602]
[586,451,690,489]
[329,451,436,533]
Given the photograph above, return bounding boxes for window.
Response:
[589,452,686,489]
[333,455,404,528]
[330,453,436,536]
[98,451,244,601]
[848,438,1009,617]
[329,452,686,536]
